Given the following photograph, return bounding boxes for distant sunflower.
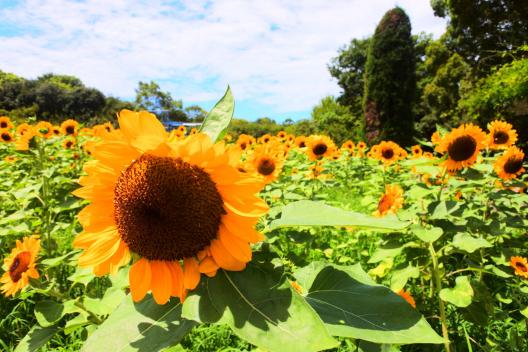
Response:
[487,120,517,150]
[62,138,76,150]
[1,236,40,297]
[510,256,528,279]
[411,145,422,158]
[397,289,416,308]
[276,131,287,139]
[258,134,272,144]
[1,130,14,143]
[436,124,486,171]
[4,156,17,163]
[374,185,403,217]
[15,129,37,151]
[494,146,525,180]
[0,116,13,130]
[236,134,252,151]
[73,110,268,304]
[374,141,403,165]
[52,126,61,136]
[190,128,198,135]
[177,125,187,134]
[36,121,54,138]
[16,123,32,136]
[423,152,434,159]
[294,136,307,148]
[306,135,335,161]
[341,140,355,154]
[248,146,283,183]
[61,119,79,136]
[356,141,367,157]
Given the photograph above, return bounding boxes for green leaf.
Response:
[440,276,474,307]
[182,261,338,352]
[410,225,443,243]
[199,86,234,142]
[294,262,443,345]
[452,233,492,253]
[429,201,461,220]
[82,294,195,352]
[358,341,401,352]
[83,287,127,316]
[270,201,409,231]
[390,265,420,291]
[14,325,59,352]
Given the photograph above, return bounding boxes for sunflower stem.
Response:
[36,138,52,256]
[429,243,450,352]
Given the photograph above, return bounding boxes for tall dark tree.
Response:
[363,7,416,145]
[431,0,528,74]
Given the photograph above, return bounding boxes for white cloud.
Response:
[0,0,446,117]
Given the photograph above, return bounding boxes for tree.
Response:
[135,81,183,118]
[311,96,362,144]
[328,38,371,117]
[185,105,207,122]
[432,0,528,74]
[363,7,416,145]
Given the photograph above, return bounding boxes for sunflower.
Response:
[356,141,367,157]
[0,116,13,130]
[61,119,79,136]
[15,129,37,151]
[72,110,268,305]
[411,145,422,158]
[276,131,287,139]
[423,152,434,159]
[341,140,355,154]
[236,134,252,151]
[306,135,335,161]
[16,123,32,136]
[247,145,284,183]
[294,136,307,148]
[1,130,14,143]
[35,121,54,138]
[4,156,17,163]
[373,141,404,165]
[62,138,76,150]
[510,256,528,279]
[431,131,442,146]
[1,236,40,297]
[493,146,525,180]
[374,185,404,217]
[487,120,517,150]
[435,124,487,172]
[190,128,198,135]
[52,126,61,136]
[258,134,272,144]
[397,289,416,308]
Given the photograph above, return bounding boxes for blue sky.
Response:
[0,0,446,122]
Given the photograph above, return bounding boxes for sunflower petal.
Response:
[129,258,152,302]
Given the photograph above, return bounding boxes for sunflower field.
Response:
[0,88,527,352]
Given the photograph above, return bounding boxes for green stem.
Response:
[48,288,103,325]
[36,140,52,256]
[429,243,450,352]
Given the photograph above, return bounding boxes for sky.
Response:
[0,0,447,122]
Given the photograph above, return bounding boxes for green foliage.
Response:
[134,81,185,121]
[364,7,416,145]
[311,96,363,143]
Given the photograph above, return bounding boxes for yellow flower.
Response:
[435,124,487,171]
[62,138,76,150]
[306,135,335,161]
[1,236,40,297]
[61,119,79,136]
[35,121,54,138]
[72,110,268,305]
[510,256,528,279]
[373,141,404,165]
[0,116,14,130]
[493,146,525,180]
[374,185,404,217]
[1,129,14,143]
[487,120,517,149]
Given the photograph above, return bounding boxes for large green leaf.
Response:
[294,262,443,345]
[182,261,338,352]
[452,233,492,253]
[270,201,409,231]
[199,86,234,142]
[440,276,474,307]
[82,294,196,352]
[14,325,59,352]
[410,224,443,243]
[34,300,81,327]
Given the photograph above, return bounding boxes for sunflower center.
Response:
[447,136,477,162]
[257,158,276,176]
[240,142,247,150]
[493,131,509,144]
[66,126,75,135]
[2,133,11,142]
[0,122,7,128]
[66,141,73,148]
[382,148,394,159]
[515,262,528,272]
[9,252,31,282]
[504,157,523,174]
[113,154,225,261]
[299,141,306,148]
[313,143,327,156]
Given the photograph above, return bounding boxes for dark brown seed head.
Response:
[448,136,477,162]
[493,131,509,145]
[9,252,31,282]
[504,157,523,174]
[257,157,275,176]
[313,143,327,156]
[113,154,225,261]
[382,148,394,159]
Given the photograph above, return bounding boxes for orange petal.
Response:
[78,230,121,268]
[129,258,152,302]
[167,261,184,298]
[209,239,246,271]
[218,225,252,262]
[150,261,172,305]
[198,256,219,273]
[183,258,200,290]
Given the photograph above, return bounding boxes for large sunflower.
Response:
[73,110,268,305]
[306,135,335,161]
[510,256,528,279]
[487,120,517,150]
[1,236,40,297]
[61,119,79,136]
[494,146,525,180]
[436,124,486,171]
[0,116,13,130]
[374,185,404,217]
